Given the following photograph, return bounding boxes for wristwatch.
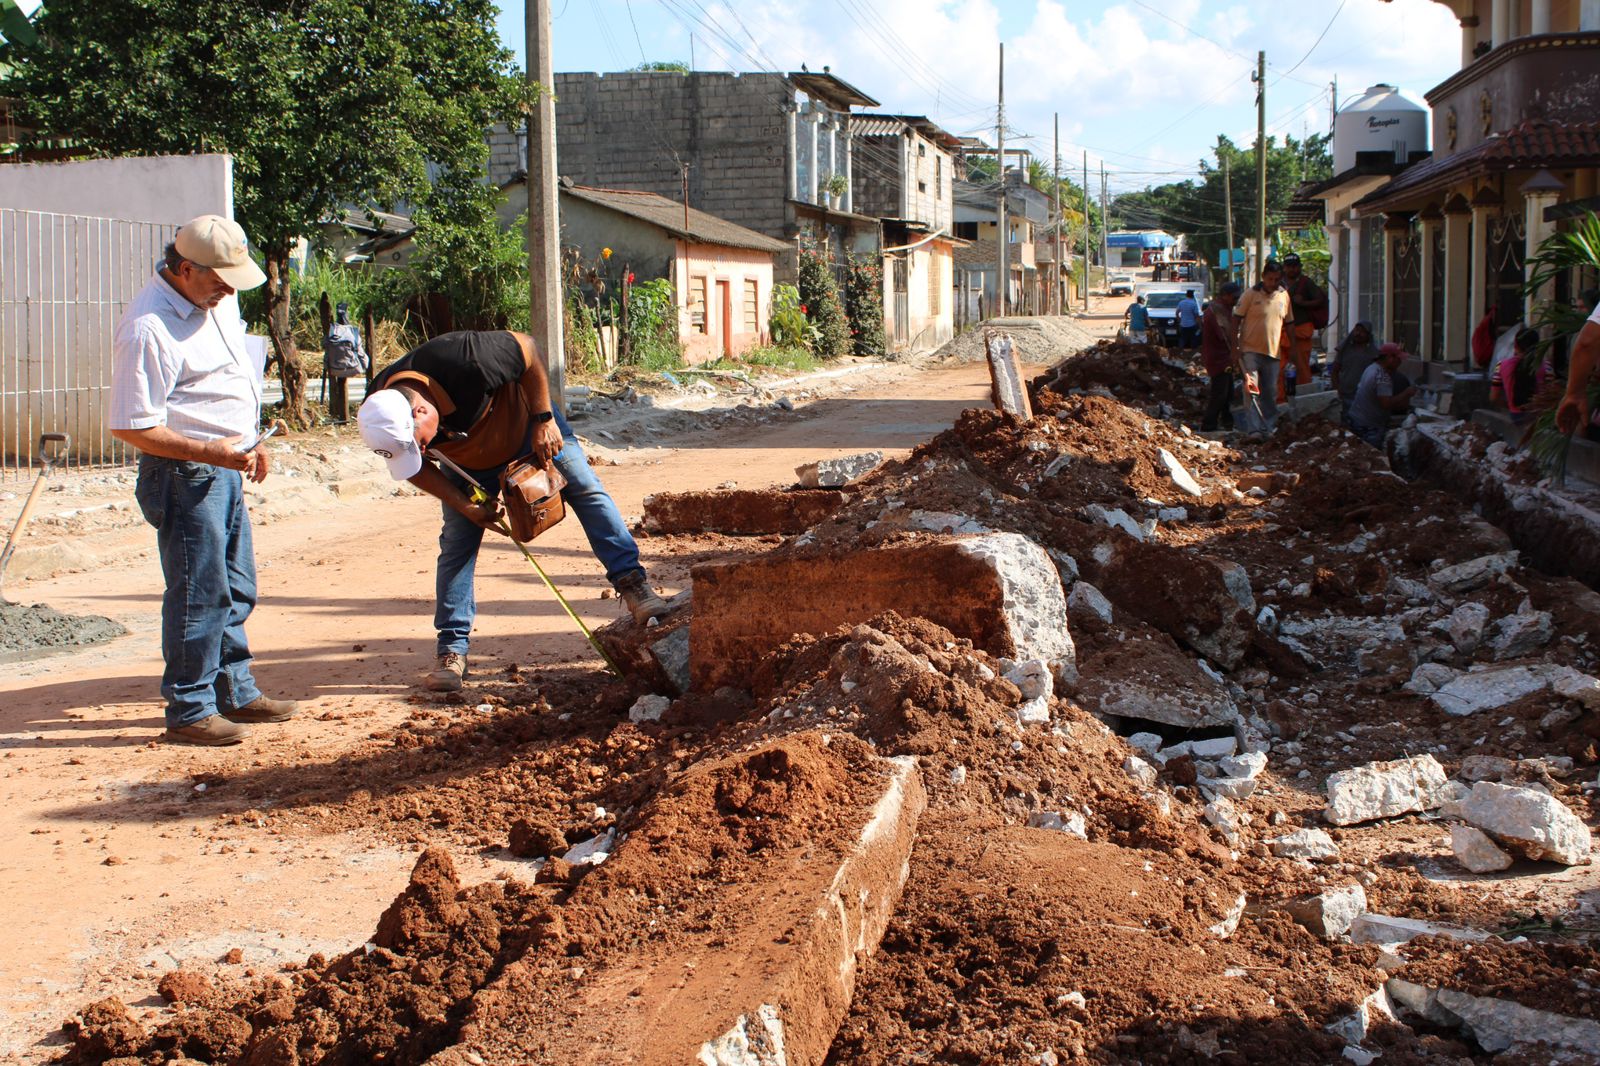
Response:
[532,410,555,424]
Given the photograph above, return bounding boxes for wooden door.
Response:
[716,280,732,357]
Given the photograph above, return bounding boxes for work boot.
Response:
[615,571,668,624]
[224,695,300,723]
[165,714,247,746]
[426,652,468,692]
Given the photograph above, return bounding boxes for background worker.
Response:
[1175,289,1202,356]
[109,215,299,745]
[1199,282,1243,432]
[1329,320,1381,427]
[1125,295,1151,344]
[1346,343,1418,448]
[1278,253,1326,402]
[1231,260,1291,437]
[357,330,667,692]
[1555,300,1600,436]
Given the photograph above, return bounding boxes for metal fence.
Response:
[0,208,176,480]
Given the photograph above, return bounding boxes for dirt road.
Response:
[0,355,1031,1061]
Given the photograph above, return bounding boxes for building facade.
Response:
[953,168,1054,320]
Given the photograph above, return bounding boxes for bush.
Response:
[768,284,812,349]
[797,248,851,359]
[844,255,885,356]
[623,276,683,370]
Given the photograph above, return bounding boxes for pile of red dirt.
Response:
[1031,338,1209,419]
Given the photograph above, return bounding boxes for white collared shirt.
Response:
[109,273,263,443]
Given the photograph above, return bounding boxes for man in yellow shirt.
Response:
[1231,260,1292,437]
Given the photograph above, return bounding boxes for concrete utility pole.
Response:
[1330,77,1338,134]
[1082,150,1090,311]
[1053,113,1062,316]
[527,0,565,408]
[996,43,1007,319]
[1254,50,1268,279]
[1224,155,1237,283]
[1100,164,1108,280]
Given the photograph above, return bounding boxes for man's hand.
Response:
[532,418,564,466]
[203,436,254,473]
[1557,393,1590,436]
[464,500,505,533]
[242,445,270,484]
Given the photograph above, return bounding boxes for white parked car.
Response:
[1108,274,1135,296]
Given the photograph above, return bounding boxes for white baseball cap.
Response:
[173,215,268,291]
[357,389,424,480]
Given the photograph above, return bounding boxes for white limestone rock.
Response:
[1429,663,1555,716]
[1270,827,1340,860]
[1158,447,1204,496]
[1351,913,1489,945]
[1489,607,1554,661]
[1458,781,1593,865]
[1067,581,1114,623]
[1324,754,1449,826]
[1427,551,1518,595]
[795,451,883,488]
[628,694,672,723]
[1083,503,1147,542]
[955,533,1077,684]
[1219,751,1268,780]
[1203,797,1243,844]
[1404,662,1457,695]
[1123,754,1158,789]
[1327,987,1397,1045]
[1209,892,1248,938]
[1028,810,1088,839]
[1551,668,1600,710]
[1127,731,1164,757]
[1439,601,1491,655]
[1280,883,1367,939]
[1004,658,1054,701]
[1386,979,1600,1056]
[1450,824,1513,873]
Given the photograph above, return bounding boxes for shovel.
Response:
[0,433,71,604]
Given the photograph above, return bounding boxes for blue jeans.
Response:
[434,408,641,656]
[134,456,262,728]
[1241,351,1281,435]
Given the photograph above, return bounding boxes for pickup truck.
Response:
[1134,283,1206,348]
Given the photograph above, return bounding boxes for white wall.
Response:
[0,154,234,225]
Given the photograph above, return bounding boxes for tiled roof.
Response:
[560,185,790,254]
[1357,120,1600,212]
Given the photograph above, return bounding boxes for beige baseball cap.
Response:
[173,215,267,291]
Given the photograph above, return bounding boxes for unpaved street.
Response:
[0,356,1016,1062]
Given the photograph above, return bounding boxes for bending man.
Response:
[358,331,666,692]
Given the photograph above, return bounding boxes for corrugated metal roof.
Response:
[561,185,790,254]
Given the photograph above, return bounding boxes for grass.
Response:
[704,346,821,374]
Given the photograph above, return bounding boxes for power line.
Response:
[1274,0,1349,83]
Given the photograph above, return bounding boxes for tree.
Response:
[633,60,689,73]
[797,248,851,359]
[3,0,526,426]
[843,255,885,357]
[398,171,530,334]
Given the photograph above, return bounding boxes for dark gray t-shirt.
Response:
[1348,361,1394,431]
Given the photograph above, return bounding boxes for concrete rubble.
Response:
[1449,825,1513,873]
[1269,827,1340,860]
[1387,978,1600,1056]
[1324,755,1449,826]
[1456,780,1593,865]
[1278,884,1368,940]
[795,452,883,489]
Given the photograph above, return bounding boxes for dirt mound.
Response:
[932,316,1100,365]
[0,601,125,657]
[1032,337,1208,418]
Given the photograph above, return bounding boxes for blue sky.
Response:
[497,0,1463,193]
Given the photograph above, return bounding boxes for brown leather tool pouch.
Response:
[501,458,567,542]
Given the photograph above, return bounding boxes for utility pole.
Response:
[1100,164,1108,282]
[996,43,1007,319]
[1330,77,1338,134]
[1224,155,1237,283]
[527,0,565,408]
[1053,113,1062,317]
[1254,49,1268,280]
[1082,150,1090,311]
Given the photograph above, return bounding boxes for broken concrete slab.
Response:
[1066,581,1113,623]
[627,694,672,724]
[1324,754,1449,826]
[1157,448,1203,497]
[985,330,1034,420]
[642,488,846,536]
[1087,542,1255,670]
[1450,824,1513,873]
[1457,781,1593,865]
[1270,827,1339,860]
[1437,601,1490,655]
[690,533,1073,691]
[1427,551,1518,594]
[1428,663,1557,716]
[596,590,693,694]
[795,452,884,489]
[1350,913,1489,945]
[1078,639,1239,730]
[1488,607,1554,661]
[1279,884,1367,940]
[1387,978,1600,1056]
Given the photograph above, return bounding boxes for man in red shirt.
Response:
[1200,282,1243,432]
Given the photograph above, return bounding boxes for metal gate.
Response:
[1487,212,1526,330]
[1,209,177,479]
[1429,222,1446,359]
[892,258,909,347]
[1390,222,1422,355]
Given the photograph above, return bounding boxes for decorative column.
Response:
[1522,170,1564,323]
[1326,222,1344,326]
[1531,0,1552,34]
[1469,185,1502,345]
[1491,0,1509,46]
[1460,15,1480,66]
[808,109,820,206]
[786,106,798,201]
[841,114,853,215]
[1383,213,1411,344]
[1419,204,1443,360]
[1442,194,1473,364]
[1345,218,1363,331]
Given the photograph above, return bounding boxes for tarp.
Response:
[1107,231,1175,249]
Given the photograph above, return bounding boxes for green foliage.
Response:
[398,172,529,332]
[769,284,814,349]
[797,248,851,359]
[704,346,820,373]
[633,60,689,73]
[1279,225,1331,288]
[1520,213,1600,480]
[1110,133,1333,269]
[624,277,682,370]
[239,250,394,353]
[844,255,886,356]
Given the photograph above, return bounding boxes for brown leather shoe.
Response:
[616,572,668,624]
[165,715,247,746]
[223,696,300,723]
[426,652,468,692]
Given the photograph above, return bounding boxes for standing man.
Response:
[1347,343,1418,448]
[357,331,667,692]
[1200,282,1243,432]
[1279,253,1326,402]
[1231,260,1292,438]
[1175,289,1202,356]
[109,215,299,745]
[1125,295,1152,344]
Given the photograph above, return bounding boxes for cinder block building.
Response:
[539,69,885,286]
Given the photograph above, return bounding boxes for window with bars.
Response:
[743,279,760,334]
[689,276,708,333]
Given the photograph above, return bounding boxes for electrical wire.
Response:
[1274,0,1349,83]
